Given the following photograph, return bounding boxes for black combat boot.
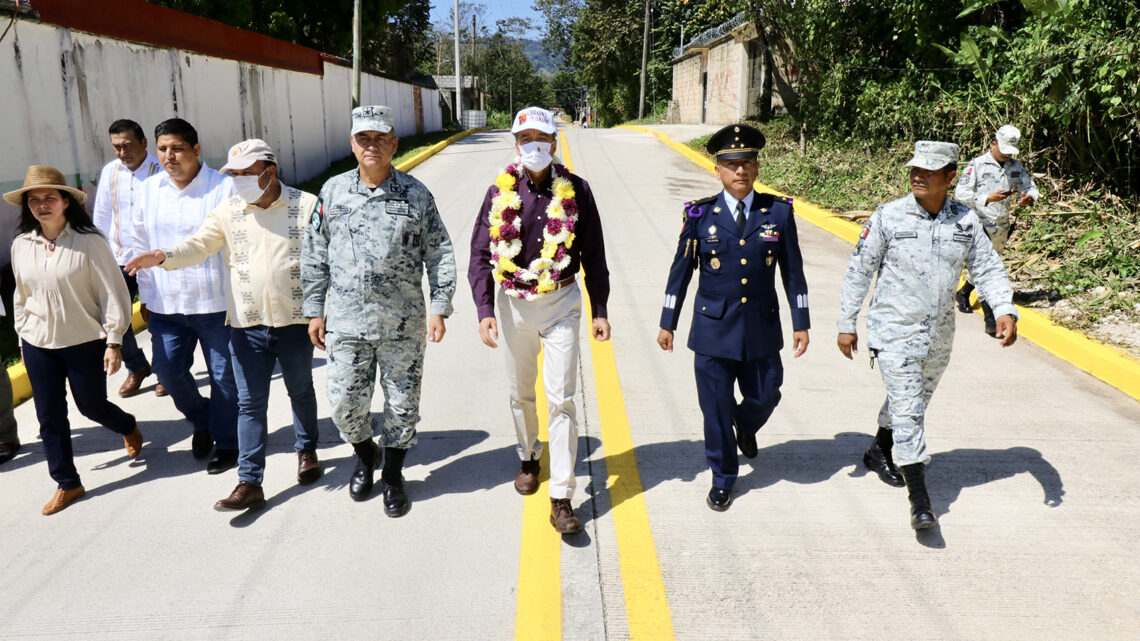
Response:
[980,300,997,336]
[381,447,409,518]
[349,439,382,501]
[955,281,974,313]
[901,463,937,530]
[863,427,905,487]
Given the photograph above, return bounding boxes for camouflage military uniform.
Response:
[301,167,456,448]
[838,194,1017,465]
[954,152,1039,254]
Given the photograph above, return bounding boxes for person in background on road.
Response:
[5,165,142,515]
[656,123,810,512]
[838,141,1018,531]
[92,119,161,398]
[468,106,611,534]
[129,139,323,512]
[131,118,240,475]
[953,125,1039,335]
[303,105,456,517]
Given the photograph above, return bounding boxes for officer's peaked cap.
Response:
[706,124,765,161]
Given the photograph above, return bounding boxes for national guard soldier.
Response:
[656,123,810,512]
[302,105,457,517]
[838,141,1018,530]
[953,125,1039,335]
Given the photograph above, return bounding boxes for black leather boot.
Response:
[863,427,905,487]
[981,300,997,336]
[349,439,382,502]
[901,463,937,530]
[955,281,974,313]
[381,447,409,518]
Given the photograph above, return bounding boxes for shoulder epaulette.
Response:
[757,191,793,205]
[682,194,718,221]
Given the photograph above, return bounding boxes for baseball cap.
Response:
[220,139,276,174]
[351,105,394,135]
[996,125,1020,155]
[511,107,556,135]
[904,141,959,171]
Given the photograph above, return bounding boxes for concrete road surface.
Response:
[0,126,1136,641]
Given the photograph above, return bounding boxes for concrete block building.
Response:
[669,13,797,125]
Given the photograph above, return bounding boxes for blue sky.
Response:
[429,1,546,40]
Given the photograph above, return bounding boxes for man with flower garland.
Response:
[468,106,611,534]
[657,123,810,512]
[302,105,456,518]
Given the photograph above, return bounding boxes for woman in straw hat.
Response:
[4,165,142,515]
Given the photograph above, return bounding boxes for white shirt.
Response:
[722,190,755,223]
[132,162,235,315]
[92,154,163,264]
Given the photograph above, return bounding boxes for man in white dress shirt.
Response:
[132,118,239,474]
[93,119,160,397]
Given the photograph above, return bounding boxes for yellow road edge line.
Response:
[3,128,490,408]
[515,353,562,641]
[617,124,1140,403]
[562,127,677,640]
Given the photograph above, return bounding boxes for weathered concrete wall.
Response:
[0,18,442,265]
[704,39,745,125]
[672,54,703,125]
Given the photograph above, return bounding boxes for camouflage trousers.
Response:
[325,332,424,448]
[874,347,953,467]
[967,219,1011,286]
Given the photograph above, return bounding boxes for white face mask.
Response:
[233,168,270,204]
[519,141,553,172]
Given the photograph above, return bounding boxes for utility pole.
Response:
[638,0,650,118]
[454,0,462,126]
[471,15,477,110]
[352,0,362,108]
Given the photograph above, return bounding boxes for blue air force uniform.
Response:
[660,124,810,498]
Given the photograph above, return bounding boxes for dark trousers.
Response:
[118,267,150,374]
[148,311,238,449]
[22,339,136,490]
[694,352,784,490]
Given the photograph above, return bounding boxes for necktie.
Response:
[735,201,746,234]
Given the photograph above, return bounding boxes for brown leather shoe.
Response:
[550,498,583,534]
[123,427,143,458]
[155,383,168,397]
[213,482,266,511]
[297,449,321,485]
[43,486,86,515]
[514,458,540,495]
[118,366,152,397]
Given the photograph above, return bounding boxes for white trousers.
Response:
[497,282,582,500]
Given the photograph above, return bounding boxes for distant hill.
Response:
[521,38,558,78]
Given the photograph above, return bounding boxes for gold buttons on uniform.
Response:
[739,239,746,246]
[711,250,717,255]
[741,297,748,303]
[701,306,707,311]
[741,278,748,285]
[741,258,747,265]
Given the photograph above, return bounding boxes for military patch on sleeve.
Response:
[310,198,324,230]
[958,166,973,184]
[854,223,871,256]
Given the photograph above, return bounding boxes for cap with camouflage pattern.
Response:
[904,141,959,171]
[351,105,394,135]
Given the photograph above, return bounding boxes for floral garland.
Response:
[488,161,578,300]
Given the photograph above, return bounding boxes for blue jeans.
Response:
[22,339,136,489]
[148,311,238,449]
[229,324,319,485]
[118,267,150,375]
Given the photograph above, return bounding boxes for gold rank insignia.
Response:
[710,257,721,269]
[713,207,722,214]
[766,255,775,266]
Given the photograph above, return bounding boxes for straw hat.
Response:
[3,165,87,206]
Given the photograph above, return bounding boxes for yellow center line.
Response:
[515,351,562,640]
[560,127,677,640]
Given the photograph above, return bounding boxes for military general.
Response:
[838,141,1018,530]
[302,105,457,517]
[657,123,810,512]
